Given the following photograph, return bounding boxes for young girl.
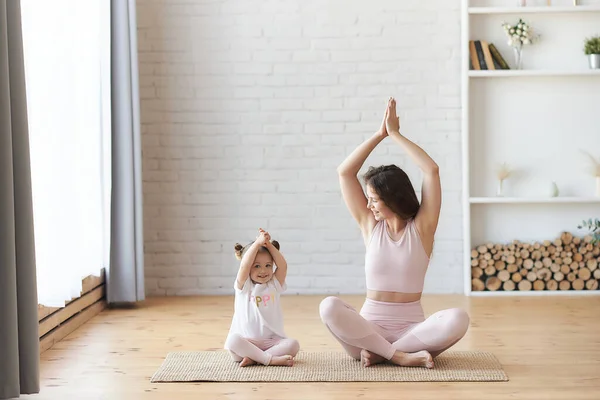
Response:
[224,228,300,367]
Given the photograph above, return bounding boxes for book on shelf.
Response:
[469,40,510,70]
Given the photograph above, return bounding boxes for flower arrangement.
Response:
[580,150,600,196]
[584,36,600,55]
[502,18,538,69]
[496,162,512,196]
[581,150,600,177]
[502,18,536,47]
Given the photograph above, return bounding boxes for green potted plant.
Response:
[577,218,600,244]
[583,36,600,69]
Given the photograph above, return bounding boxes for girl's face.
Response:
[366,185,393,221]
[249,251,274,284]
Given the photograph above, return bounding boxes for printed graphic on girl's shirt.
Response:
[250,292,276,307]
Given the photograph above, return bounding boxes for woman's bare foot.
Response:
[269,355,294,367]
[360,349,385,367]
[390,350,434,369]
[239,357,257,367]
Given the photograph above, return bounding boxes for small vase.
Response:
[497,180,504,197]
[513,45,523,70]
[550,182,559,197]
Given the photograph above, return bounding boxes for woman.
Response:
[319,98,469,369]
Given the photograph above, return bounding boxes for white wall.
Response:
[137,0,464,296]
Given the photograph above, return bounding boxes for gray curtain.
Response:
[109,0,145,303]
[0,0,40,398]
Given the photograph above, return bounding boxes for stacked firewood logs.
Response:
[471,232,600,292]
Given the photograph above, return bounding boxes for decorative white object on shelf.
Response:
[581,150,600,196]
[584,36,600,69]
[502,18,539,69]
[550,182,559,197]
[518,0,527,7]
[495,162,512,197]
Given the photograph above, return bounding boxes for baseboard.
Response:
[39,269,107,354]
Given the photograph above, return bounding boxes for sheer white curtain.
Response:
[21,0,111,307]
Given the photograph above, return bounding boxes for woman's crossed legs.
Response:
[319,296,470,368]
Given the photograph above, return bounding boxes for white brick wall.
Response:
[137,0,464,296]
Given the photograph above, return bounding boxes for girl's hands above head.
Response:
[263,232,272,245]
[256,228,270,246]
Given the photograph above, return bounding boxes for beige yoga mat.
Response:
[150,351,508,382]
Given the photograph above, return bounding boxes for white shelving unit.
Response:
[469,69,600,77]
[469,5,600,14]
[461,0,600,296]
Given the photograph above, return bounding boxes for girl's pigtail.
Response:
[234,243,244,260]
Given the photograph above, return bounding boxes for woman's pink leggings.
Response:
[225,334,300,366]
[319,296,469,360]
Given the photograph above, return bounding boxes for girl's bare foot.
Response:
[390,350,434,369]
[360,349,385,367]
[269,355,294,367]
[239,357,257,367]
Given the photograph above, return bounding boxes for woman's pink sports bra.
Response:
[365,218,430,294]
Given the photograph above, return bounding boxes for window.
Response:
[21,0,111,307]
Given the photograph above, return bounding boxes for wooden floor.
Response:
[30,294,600,400]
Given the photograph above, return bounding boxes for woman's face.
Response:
[366,185,393,221]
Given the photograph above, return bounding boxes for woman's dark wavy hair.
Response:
[363,164,420,220]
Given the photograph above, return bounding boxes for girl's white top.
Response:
[225,277,288,345]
